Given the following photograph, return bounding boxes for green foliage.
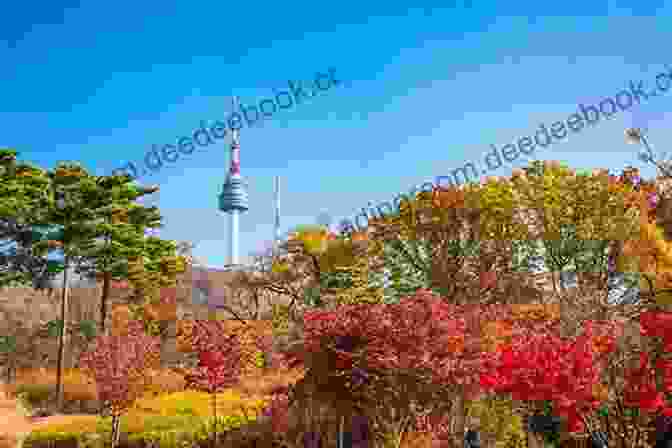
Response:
[540,400,561,446]
[253,350,265,369]
[303,285,324,307]
[44,319,98,339]
[15,383,52,408]
[379,237,433,303]
[541,223,612,274]
[79,319,98,339]
[191,414,254,441]
[25,415,200,447]
[0,150,60,289]
[0,335,17,353]
[46,319,63,338]
[23,432,80,448]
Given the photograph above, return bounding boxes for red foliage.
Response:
[301,290,541,397]
[621,312,672,416]
[300,290,635,434]
[623,352,666,412]
[269,289,672,435]
[78,320,160,415]
[480,321,617,432]
[182,320,244,393]
[640,310,672,351]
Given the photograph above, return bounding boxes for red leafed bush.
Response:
[182,320,244,393]
[301,290,518,391]
[479,320,618,433]
[78,320,160,415]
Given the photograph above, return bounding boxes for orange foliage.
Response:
[510,303,561,322]
[110,304,133,337]
[432,186,466,209]
[177,319,273,375]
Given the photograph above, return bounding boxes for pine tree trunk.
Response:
[100,271,111,335]
[55,256,71,412]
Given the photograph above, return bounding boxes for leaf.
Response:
[46,260,64,273]
[657,290,672,306]
[0,335,17,353]
[47,319,63,338]
[79,319,97,339]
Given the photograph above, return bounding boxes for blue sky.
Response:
[3,1,672,268]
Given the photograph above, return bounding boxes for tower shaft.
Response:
[218,96,249,267]
[230,211,240,265]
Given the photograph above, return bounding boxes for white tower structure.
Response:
[218,97,249,267]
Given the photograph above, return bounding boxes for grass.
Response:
[9,366,305,444]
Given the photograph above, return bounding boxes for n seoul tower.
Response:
[218,96,249,267]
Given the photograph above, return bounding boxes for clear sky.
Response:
[3,1,672,268]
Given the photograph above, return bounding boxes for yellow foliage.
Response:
[291,226,333,255]
[133,389,266,418]
[319,238,358,273]
[333,238,385,305]
[27,415,99,435]
[271,260,290,273]
[270,303,291,335]
[28,390,266,437]
[466,395,527,448]
[623,220,672,304]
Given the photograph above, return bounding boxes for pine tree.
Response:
[0,149,61,289]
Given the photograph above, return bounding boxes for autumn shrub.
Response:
[235,369,305,398]
[13,383,52,408]
[26,412,198,440]
[142,368,187,397]
[79,319,161,448]
[22,432,80,448]
[178,319,273,376]
[61,369,98,402]
[132,389,266,419]
[24,415,101,438]
[399,431,435,448]
[7,368,98,403]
